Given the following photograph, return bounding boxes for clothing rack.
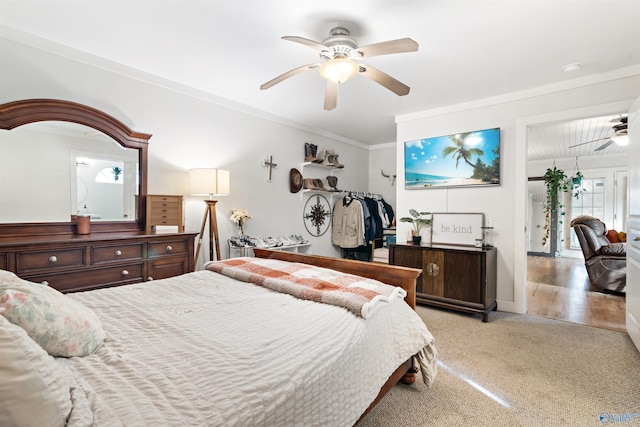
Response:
[333,191,390,262]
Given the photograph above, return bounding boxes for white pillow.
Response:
[0,270,105,357]
[0,314,73,426]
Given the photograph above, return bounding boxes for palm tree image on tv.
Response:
[404,128,500,188]
[442,132,500,182]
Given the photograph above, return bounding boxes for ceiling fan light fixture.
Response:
[319,58,359,84]
[612,130,629,146]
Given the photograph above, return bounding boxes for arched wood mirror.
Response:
[0,99,150,236]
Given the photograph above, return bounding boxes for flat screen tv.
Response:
[404,127,500,189]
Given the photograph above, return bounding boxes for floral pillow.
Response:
[0,270,105,357]
[0,314,73,426]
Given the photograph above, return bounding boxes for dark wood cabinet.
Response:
[0,232,197,293]
[390,243,497,321]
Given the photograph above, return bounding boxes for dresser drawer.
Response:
[148,239,189,258]
[148,256,190,281]
[16,247,85,274]
[25,263,144,293]
[150,201,180,211]
[149,195,181,204]
[92,243,144,265]
[149,213,180,224]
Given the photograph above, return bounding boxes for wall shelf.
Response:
[299,162,343,200]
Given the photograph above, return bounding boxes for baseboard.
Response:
[496,299,522,314]
[627,312,640,353]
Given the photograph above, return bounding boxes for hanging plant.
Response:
[112,166,123,181]
[569,158,585,199]
[570,170,585,199]
[542,165,568,247]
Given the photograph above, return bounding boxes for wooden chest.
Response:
[146,195,185,233]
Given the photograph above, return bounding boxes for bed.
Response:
[0,249,437,426]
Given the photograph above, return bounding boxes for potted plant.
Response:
[399,209,432,245]
[112,166,123,181]
[570,170,585,199]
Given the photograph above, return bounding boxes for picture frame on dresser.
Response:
[431,213,484,246]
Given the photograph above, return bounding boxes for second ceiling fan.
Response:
[260,26,418,110]
[569,116,629,151]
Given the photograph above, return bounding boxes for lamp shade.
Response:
[319,58,359,84]
[189,168,230,196]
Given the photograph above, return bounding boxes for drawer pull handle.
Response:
[48,256,58,263]
[121,270,129,277]
[41,281,49,286]
[115,250,123,256]
[426,263,440,276]
[166,245,173,252]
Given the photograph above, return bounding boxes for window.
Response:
[95,166,124,184]
[570,178,605,249]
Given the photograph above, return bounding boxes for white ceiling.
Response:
[1,0,639,151]
[527,114,629,162]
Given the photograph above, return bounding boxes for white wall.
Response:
[396,73,640,313]
[368,143,397,213]
[0,37,371,268]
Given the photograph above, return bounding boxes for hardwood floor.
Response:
[527,255,626,332]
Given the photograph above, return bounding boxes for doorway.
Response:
[521,106,629,330]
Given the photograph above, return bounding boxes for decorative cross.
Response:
[261,154,278,181]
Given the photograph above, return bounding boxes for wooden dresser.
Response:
[0,232,197,293]
[389,243,497,321]
[0,99,197,294]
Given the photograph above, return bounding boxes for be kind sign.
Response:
[431,213,484,246]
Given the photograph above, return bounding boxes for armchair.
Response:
[570,216,626,293]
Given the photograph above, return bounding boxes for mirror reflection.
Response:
[0,121,138,222]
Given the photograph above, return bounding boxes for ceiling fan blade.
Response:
[260,64,318,90]
[568,136,611,148]
[358,64,410,96]
[354,38,419,58]
[594,140,614,151]
[282,36,330,54]
[324,80,338,111]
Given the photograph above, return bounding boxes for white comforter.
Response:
[59,270,437,426]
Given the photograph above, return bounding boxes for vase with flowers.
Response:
[230,209,252,236]
[399,209,432,245]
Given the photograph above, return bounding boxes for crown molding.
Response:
[396,64,640,123]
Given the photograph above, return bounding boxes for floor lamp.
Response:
[189,168,230,265]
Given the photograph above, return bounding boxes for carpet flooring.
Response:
[358,306,640,426]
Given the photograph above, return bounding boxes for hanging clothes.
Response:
[331,195,365,248]
[379,199,395,227]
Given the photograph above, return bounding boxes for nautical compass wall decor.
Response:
[303,194,331,237]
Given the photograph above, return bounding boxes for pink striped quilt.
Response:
[205,257,407,318]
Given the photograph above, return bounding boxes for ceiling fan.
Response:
[569,116,629,151]
[260,26,418,110]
